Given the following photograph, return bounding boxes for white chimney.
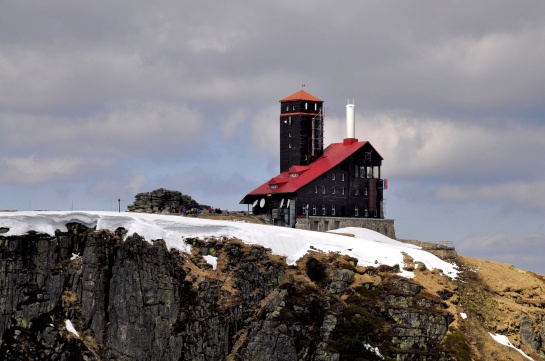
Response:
[346,103,355,139]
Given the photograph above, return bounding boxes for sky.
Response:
[1,1,545,273]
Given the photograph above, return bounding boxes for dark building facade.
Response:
[240,90,387,228]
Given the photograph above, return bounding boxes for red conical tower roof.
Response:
[280,90,323,102]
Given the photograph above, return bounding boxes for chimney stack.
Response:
[344,102,357,145]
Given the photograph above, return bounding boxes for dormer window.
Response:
[270,184,279,189]
[290,173,298,177]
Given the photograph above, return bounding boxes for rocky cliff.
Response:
[1,218,544,360]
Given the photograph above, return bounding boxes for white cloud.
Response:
[250,105,278,157]
[436,180,545,210]
[0,155,108,185]
[220,108,249,138]
[0,101,207,158]
[350,111,545,182]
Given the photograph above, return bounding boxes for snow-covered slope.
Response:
[0,211,457,279]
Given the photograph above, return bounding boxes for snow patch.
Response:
[0,211,458,279]
[489,333,533,360]
[460,312,467,319]
[70,253,81,261]
[65,319,79,337]
[364,344,384,359]
[203,255,217,270]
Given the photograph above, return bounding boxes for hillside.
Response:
[0,211,543,360]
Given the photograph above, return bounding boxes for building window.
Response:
[332,205,336,216]
[342,187,345,195]
[365,209,369,217]
[270,184,278,189]
[341,174,345,181]
[286,105,289,111]
[315,103,318,111]
[322,174,326,180]
[289,143,291,148]
[332,186,336,194]
[361,166,366,178]
[315,186,318,193]
[290,173,298,177]
[355,206,359,217]
[322,186,326,194]
[364,188,368,196]
[312,205,317,215]
[322,205,326,215]
[288,116,291,125]
[366,166,373,178]
[332,173,336,181]
[355,188,359,196]
[288,132,291,137]
[305,102,308,110]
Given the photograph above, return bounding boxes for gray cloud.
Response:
[457,232,545,273]
[1,0,545,272]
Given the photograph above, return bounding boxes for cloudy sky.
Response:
[1,1,545,273]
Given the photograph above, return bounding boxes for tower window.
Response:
[315,103,317,111]
[305,102,308,110]
[286,105,289,111]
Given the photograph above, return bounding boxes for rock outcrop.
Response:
[127,188,205,213]
[1,222,544,360]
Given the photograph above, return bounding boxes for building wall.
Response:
[295,216,396,239]
[295,143,384,219]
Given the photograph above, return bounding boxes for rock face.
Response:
[127,188,204,213]
[2,223,543,360]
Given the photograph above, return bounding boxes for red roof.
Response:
[280,90,323,103]
[245,140,383,197]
